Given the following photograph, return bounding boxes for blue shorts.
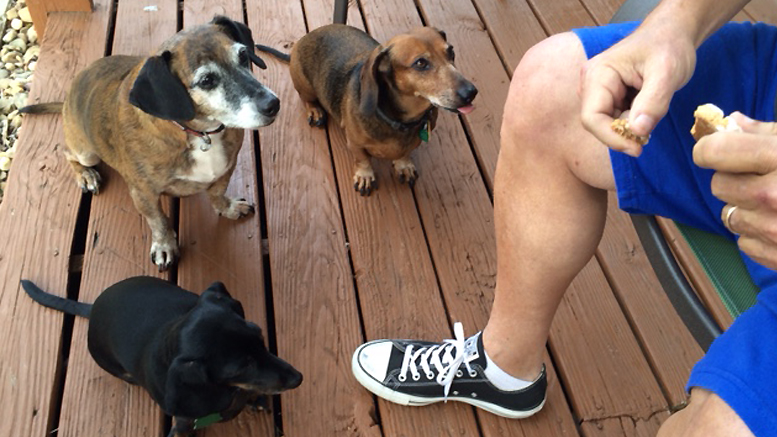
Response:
[574,22,777,436]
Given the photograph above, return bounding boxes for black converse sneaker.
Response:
[351,323,546,419]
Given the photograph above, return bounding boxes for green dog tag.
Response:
[419,122,429,142]
[193,412,223,430]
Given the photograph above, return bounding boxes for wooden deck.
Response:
[1,0,775,436]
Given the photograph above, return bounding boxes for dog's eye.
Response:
[446,46,455,62]
[199,73,219,90]
[238,49,250,68]
[412,58,430,71]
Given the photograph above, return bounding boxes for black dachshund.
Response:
[22,276,302,436]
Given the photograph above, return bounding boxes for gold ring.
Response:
[724,205,739,235]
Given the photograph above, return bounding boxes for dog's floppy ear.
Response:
[163,357,209,416]
[211,15,267,69]
[129,51,195,121]
[201,281,245,318]
[163,357,234,418]
[436,28,447,41]
[359,45,391,117]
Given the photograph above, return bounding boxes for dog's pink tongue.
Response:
[457,104,475,114]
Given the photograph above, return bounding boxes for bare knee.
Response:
[502,32,585,137]
[658,388,754,437]
[500,32,614,190]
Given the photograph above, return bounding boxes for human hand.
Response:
[693,112,777,269]
[579,23,697,157]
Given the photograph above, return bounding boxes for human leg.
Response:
[351,31,617,417]
[481,31,616,381]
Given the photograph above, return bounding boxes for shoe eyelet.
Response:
[426,372,434,379]
[471,392,478,398]
[468,370,477,378]
[412,373,421,381]
[456,370,463,378]
[452,390,459,396]
[398,375,407,382]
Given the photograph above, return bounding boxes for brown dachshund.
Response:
[21,16,279,270]
[257,24,477,196]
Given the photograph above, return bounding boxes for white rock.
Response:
[2,52,20,63]
[26,27,36,44]
[12,93,26,109]
[18,7,31,23]
[27,60,35,71]
[5,9,17,21]
[3,30,17,43]
[0,98,13,112]
[8,38,25,52]
[10,18,22,31]
[10,115,21,129]
[0,156,11,171]
[23,51,37,66]
[0,70,9,79]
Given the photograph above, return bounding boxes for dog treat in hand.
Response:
[690,103,743,141]
[611,118,650,145]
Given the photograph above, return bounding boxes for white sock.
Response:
[483,348,533,391]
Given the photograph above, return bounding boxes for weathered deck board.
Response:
[469,0,547,73]
[56,1,176,436]
[416,0,510,190]
[0,2,113,436]
[248,1,380,436]
[176,1,278,436]
[598,198,704,406]
[745,0,777,24]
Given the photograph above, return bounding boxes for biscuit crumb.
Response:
[691,103,742,141]
[611,119,649,145]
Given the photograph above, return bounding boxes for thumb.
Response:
[627,71,678,137]
[730,112,777,135]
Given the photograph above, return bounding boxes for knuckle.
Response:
[756,186,777,211]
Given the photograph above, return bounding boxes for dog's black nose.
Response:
[457,81,478,104]
[261,97,280,117]
[283,368,303,390]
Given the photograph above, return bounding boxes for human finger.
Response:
[710,171,777,211]
[580,64,643,156]
[694,132,777,175]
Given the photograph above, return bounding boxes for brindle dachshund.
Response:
[21,16,279,270]
[257,24,478,196]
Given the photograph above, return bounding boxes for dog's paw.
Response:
[353,168,377,197]
[76,167,102,194]
[393,159,418,188]
[307,108,327,128]
[150,233,179,271]
[218,198,256,220]
[249,395,270,412]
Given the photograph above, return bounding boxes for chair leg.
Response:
[334,0,348,24]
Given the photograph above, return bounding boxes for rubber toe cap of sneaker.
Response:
[355,341,394,382]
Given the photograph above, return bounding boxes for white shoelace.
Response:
[398,322,478,399]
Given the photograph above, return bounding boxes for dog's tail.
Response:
[19,102,64,114]
[255,45,291,63]
[20,280,91,318]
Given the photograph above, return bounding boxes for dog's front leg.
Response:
[167,417,195,437]
[206,170,256,220]
[129,186,179,271]
[392,154,419,187]
[351,147,376,196]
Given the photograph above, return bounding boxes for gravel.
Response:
[0,0,38,202]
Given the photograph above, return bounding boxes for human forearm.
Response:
[641,0,751,47]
